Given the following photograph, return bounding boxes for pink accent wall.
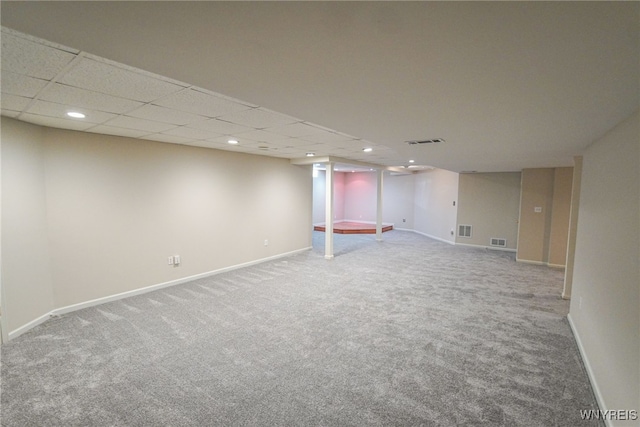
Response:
[344,172,377,221]
[312,170,346,224]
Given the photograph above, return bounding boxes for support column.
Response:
[325,163,334,259]
[376,169,384,241]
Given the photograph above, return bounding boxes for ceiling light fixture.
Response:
[306,152,315,157]
[227,139,239,145]
[66,111,85,119]
[409,159,415,163]
[363,147,373,152]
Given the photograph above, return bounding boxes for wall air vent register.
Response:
[458,224,472,238]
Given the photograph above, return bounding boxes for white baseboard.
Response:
[411,230,456,245]
[567,313,611,427]
[547,263,567,269]
[7,312,52,341]
[516,258,566,268]
[516,258,546,265]
[7,247,311,341]
[457,242,517,253]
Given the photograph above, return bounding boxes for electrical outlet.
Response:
[168,256,174,265]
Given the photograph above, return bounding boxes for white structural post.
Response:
[325,163,334,259]
[376,169,384,241]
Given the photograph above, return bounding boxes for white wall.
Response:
[413,169,459,243]
[384,173,415,229]
[1,119,55,334]
[311,169,459,240]
[2,117,313,337]
[568,110,639,426]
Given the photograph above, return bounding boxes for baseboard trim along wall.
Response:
[457,242,517,253]
[567,313,611,427]
[411,230,456,245]
[8,246,312,341]
[516,258,566,268]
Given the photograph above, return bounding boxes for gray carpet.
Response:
[1,231,602,426]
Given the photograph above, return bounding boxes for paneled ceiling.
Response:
[1,28,394,166]
[1,2,638,173]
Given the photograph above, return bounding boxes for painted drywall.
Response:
[43,127,312,309]
[563,157,583,299]
[1,118,55,333]
[517,168,555,263]
[312,169,326,224]
[344,172,377,222]
[384,173,415,229]
[312,169,346,224]
[547,167,574,266]
[1,117,312,335]
[569,110,639,426]
[413,169,459,243]
[455,172,521,250]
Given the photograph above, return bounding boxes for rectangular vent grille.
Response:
[407,138,445,145]
[458,224,472,238]
[490,238,507,247]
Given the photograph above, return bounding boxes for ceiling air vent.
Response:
[407,138,445,145]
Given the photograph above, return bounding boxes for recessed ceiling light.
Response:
[227,139,239,145]
[66,111,85,119]
[363,147,373,152]
[409,159,415,163]
[306,152,315,157]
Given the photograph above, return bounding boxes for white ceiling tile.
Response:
[162,126,222,140]
[140,133,195,145]
[1,71,49,98]
[271,146,309,154]
[85,125,151,139]
[325,141,362,151]
[234,129,295,145]
[264,150,294,159]
[1,30,77,80]
[204,140,254,153]
[39,83,144,114]
[206,134,259,146]
[153,88,253,118]
[20,113,94,131]
[27,100,117,124]
[126,104,207,126]
[301,131,357,144]
[106,116,177,133]
[188,118,254,135]
[58,57,184,102]
[264,122,331,138]
[1,94,31,111]
[216,107,298,129]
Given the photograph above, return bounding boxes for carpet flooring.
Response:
[1,231,602,426]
